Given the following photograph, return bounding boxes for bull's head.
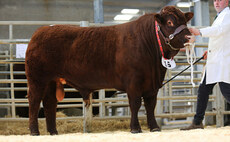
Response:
[154,6,194,50]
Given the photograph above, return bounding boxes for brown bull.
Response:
[25,6,193,135]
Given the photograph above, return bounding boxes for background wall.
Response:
[0,0,94,40]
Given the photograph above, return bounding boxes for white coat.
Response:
[200,7,230,84]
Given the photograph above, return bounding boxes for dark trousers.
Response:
[194,74,230,125]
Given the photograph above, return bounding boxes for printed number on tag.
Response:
[163,60,172,67]
[161,57,176,69]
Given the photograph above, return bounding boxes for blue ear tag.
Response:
[161,57,176,69]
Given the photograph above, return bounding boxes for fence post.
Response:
[168,70,173,117]
[83,93,92,133]
[99,89,105,117]
[215,84,224,127]
[9,24,16,118]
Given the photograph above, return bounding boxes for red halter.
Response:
[155,20,188,54]
[155,21,166,59]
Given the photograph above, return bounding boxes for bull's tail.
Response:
[56,78,66,102]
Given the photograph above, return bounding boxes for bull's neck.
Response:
[133,16,159,61]
[132,16,169,90]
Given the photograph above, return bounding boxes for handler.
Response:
[181,0,230,130]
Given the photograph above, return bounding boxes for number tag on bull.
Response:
[161,57,176,69]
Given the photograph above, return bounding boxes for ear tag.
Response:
[161,57,176,69]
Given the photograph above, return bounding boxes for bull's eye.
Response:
[167,20,174,27]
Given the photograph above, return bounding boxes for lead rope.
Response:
[185,42,196,87]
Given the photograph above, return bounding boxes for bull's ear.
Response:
[185,12,194,22]
[154,14,164,25]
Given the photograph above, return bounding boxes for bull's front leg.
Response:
[127,92,142,133]
[143,92,160,132]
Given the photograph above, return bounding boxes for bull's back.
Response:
[25,25,120,88]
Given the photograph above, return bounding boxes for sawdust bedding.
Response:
[0,126,230,142]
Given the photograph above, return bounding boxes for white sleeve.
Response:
[200,26,222,37]
[200,14,230,37]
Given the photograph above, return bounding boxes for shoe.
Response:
[180,121,204,130]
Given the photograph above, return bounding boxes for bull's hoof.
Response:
[30,132,40,136]
[150,128,161,132]
[50,132,58,135]
[131,129,142,134]
[48,129,58,135]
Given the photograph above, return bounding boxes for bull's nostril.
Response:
[186,35,195,43]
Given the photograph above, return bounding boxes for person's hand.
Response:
[189,28,201,36]
[202,50,208,60]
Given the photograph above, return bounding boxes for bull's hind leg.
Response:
[42,81,58,135]
[28,83,46,135]
[143,92,160,132]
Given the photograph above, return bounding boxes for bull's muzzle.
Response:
[184,35,195,46]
